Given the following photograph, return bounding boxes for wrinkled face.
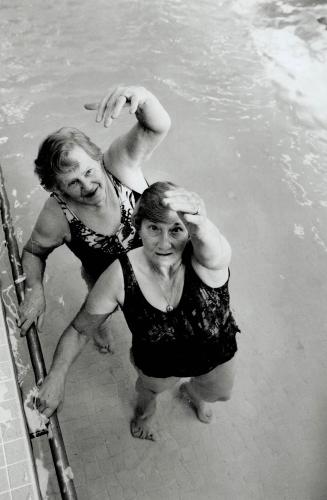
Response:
[54,146,106,205]
[139,212,189,267]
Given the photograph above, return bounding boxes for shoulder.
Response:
[38,196,67,226]
[88,259,125,309]
[28,196,70,246]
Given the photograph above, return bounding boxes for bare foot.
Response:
[180,382,213,423]
[130,417,156,441]
[93,332,114,354]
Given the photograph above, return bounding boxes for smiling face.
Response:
[54,146,106,206]
[139,212,189,268]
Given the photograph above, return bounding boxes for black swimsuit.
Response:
[51,171,142,281]
[118,249,240,378]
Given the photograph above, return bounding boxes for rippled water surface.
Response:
[1,0,326,251]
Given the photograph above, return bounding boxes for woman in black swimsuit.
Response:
[37,182,240,441]
[18,85,171,351]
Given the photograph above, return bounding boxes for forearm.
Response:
[49,325,89,378]
[190,219,231,270]
[22,249,46,288]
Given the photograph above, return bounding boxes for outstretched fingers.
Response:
[84,85,147,127]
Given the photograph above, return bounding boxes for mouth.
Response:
[84,186,98,198]
[155,252,173,257]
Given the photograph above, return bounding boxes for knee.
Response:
[135,377,158,396]
[216,392,232,402]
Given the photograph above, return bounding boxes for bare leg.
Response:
[81,267,114,353]
[131,378,158,441]
[180,382,213,423]
[180,357,236,424]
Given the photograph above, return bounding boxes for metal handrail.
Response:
[0,164,78,500]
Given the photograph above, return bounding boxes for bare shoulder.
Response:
[191,257,229,288]
[25,197,70,251]
[88,259,125,310]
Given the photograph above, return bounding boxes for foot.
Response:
[130,417,156,441]
[93,332,114,354]
[179,382,213,424]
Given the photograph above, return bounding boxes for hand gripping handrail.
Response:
[0,164,78,500]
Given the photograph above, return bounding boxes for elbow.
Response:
[211,241,232,270]
[154,111,171,136]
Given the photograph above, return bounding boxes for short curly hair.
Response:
[132,181,178,231]
[34,127,102,191]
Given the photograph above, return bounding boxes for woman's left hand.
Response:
[84,85,152,127]
[162,188,207,235]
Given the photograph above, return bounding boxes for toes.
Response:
[94,341,114,354]
[130,420,156,441]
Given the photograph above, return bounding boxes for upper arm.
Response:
[72,260,124,339]
[102,123,166,189]
[23,198,69,259]
[191,257,230,288]
[85,260,124,315]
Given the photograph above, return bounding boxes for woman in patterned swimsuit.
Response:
[37,182,240,441]
[18,85,171,351]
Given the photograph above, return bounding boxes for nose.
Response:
[158,230,172,250]
[80,178,93,193]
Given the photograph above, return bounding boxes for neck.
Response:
[146,257,183,280]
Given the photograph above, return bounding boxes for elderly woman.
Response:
[18,85,171,351]
[37,182,240,441]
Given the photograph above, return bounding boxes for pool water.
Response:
[1,1,327,499]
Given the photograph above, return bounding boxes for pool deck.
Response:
[24,246,326,500]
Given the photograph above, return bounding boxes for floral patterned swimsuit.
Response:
[51,171,142,283]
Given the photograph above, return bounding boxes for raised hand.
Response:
[162,188,207,235]
[84,85,150,127]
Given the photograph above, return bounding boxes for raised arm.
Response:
[162,188,231,286]
[18,198,69,335]
[36,260,124,418]
[84,85,171,190]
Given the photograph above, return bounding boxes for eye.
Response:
[85,169,93,176]
[171,226,184,234]
[68,179,79,187]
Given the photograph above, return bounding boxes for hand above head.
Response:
[35,371,65,419]
[162,188,207,234]
[84,85,152,128]
[17,283,46,336]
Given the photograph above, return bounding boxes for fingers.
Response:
[85,85,146,127]
[162,189,206,217]
[109,95,127,120]
[96,87,127,126]
[37,312,45,330]
[18,317,35,337]
[34,389,60,419]
[130,95,138,114]
[84,102,99,110]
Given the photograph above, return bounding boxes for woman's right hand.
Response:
[18,282,46,336]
